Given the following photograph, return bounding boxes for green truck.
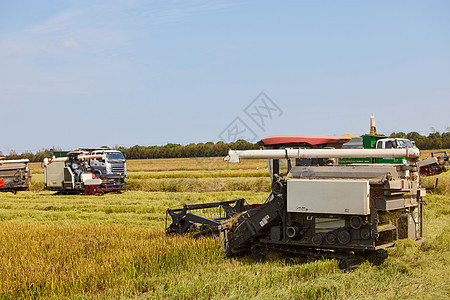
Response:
[340,136,416,165]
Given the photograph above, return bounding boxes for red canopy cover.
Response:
[258,135,351,146]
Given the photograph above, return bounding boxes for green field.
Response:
[0,158,449,299]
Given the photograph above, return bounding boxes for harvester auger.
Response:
[166,135,427,270]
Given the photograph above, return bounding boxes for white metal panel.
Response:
[45,161,65,187]
[287,179,370,215]
[81,173,94,181]
[84,179,102,186]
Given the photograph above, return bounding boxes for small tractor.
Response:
[0,158,31,193]
[44,150,127,195]
[166,135,426,269]
[418,151,449,176]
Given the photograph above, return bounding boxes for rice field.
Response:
[1,157,449,299]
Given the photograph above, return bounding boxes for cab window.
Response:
[385,141,395,148]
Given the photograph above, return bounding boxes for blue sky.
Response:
[1,0,449,153]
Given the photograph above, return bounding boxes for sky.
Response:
[1,0,449,154]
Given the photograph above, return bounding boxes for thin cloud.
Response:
[112,0,241,27]
[61,38,88,50]
[24,10,80,34]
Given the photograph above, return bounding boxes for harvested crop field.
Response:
[1,157,449,299]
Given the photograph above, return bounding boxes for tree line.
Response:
[388,131,450,150]
[1,149,54,163]
[1,140,259,162]
[2,131,449,162]
[117,140,258,159]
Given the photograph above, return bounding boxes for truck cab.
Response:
[375,138,415,149]
[374,138,415,164]
[340,136,416,165]
[89,150,127,181]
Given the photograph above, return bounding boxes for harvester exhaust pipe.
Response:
[225,148,420,163]
[370,113,377,136]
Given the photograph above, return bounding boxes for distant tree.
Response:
[428,132,443,149]
[389,132,406,138]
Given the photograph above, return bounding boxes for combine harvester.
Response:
[44,150,127,195]
[0,158,31,193]
[166,135,426,269]
[418,151,449,176]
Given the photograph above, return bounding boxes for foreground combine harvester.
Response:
[0,159,31,193]
[166,136,426,269]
